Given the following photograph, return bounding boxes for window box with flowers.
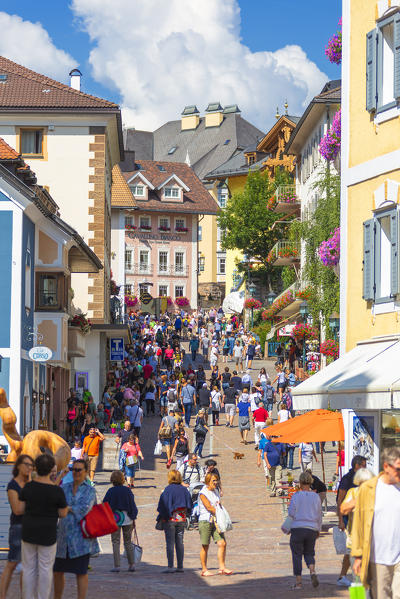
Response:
[272,185,301,215]
[175,226,189,233]
[292,322,318,339]
[140,225,152,231]
[125,224,137,231]
[125,295,138,308]
[70,313,92,334]
[175,296,190,307]
[158,226,171,232]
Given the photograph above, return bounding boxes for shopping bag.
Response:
[80,502,118,538]
[281,515,293,535]
[133,527,143,563]
[333,525,347,554]
[154,440,162,456]
[215,504,233,533]
[349,577,366,599]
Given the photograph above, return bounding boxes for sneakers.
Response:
[128,565,135,572]
[337,576,352,587]
[110,567,120,573]
[175,568,184,573]
[162,567,175,573]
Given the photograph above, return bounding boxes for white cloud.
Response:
[73,0,327,130]
[0,12,76,81]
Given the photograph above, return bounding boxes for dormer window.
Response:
[164,187,180,199]
[130,185,145,197]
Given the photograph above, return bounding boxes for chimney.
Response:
[69,68,82,91]
[181,105,200,131]
[205,102,224,127]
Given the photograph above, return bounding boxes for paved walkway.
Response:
[3,354,350,598]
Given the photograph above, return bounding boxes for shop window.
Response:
[381,410,400,455]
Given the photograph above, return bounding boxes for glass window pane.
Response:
[39,275,57,306]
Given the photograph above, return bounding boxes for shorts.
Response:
[278,383,286,390]
[160,396,168,407]
[161,437,173,446]
[87,455,98,475]
[198,520,225,545]
[8,523,22,562]
[125,463,138,478]
[224,403,235,417]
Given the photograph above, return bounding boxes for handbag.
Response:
[333,525,347,554]
[194,421,207,436]
[133,527,143,563]
[215,504,233,533]
[154,440,162,456]
[80,502,118,538]
[127,454,138,466]
[348,577,366,599]
[281,515,293,535]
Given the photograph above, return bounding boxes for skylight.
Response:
[168,146,177,155]
[157,165,166,172]
[0,74,7,82]
[223,139,231,145]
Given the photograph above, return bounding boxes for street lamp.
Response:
[299,301,309,376]
[266,291,277,306]
[329,311,340,341]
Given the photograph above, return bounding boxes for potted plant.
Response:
[70,313,92,334]
[292,322,318,339]
[244,298,262,310]
[110,422,117,434]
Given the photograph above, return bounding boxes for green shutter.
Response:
[390,209,400,297]
[394,14,400,99]
[366,29,377,112]
[363,218,375,301]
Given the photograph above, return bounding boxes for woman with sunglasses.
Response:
[0,454,34,599]
[53,459,98,599]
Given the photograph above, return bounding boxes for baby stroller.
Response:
[187,481,204,530]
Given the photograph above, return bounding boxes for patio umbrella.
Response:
[261,409,344,482]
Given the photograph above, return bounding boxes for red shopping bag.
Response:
[80,502,118,538]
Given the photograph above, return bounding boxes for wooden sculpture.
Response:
[0,388,70,470]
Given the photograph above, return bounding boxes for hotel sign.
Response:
[127,231,183,242]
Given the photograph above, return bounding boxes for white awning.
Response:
[292,335,400,410]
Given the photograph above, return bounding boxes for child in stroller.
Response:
[187,481,204,529]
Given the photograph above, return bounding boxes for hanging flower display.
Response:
[70,313,92,334]
[318,227,340,266]
[319,109,341,161]
[292,322,318,339]
[278,247,299,259]
[244,298,262,309]
[320,339,339,359]
[125,295,138,307]
[165,296,173,306]
[325,19,342,65]
[296,287,312,300]
[175,296,190,307]
[125,224,137,230]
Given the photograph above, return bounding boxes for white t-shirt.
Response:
[250,393,261,412]
[211,390,221,410]
[234,345,242,358]
[371,478,400,565]
[299,442,314,462]
[278,409,290,423]
[71,447,82,460]
[199,486,220,522]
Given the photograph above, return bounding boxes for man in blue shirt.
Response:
[181,380,196,427]
[257,433,285,497]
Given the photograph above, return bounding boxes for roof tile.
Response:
[111,164,136,207]
[0,137,19,160]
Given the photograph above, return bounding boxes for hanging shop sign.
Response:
[28,346,53,362]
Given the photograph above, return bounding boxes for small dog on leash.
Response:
[233,452,244,460]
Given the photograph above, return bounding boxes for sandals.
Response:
[218,569,233,576]
[201,570,214,577]
[311,573,319,587]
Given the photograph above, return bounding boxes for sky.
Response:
[0,0,341,131]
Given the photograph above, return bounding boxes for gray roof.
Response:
[125,113,264,181]
[123,129,153,161]
[204,149,266,179]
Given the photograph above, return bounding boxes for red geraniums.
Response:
[296,287,312,300]
[244,298,262,309]
[175,296,189,306]
[70,313,92,334]
[320,339,339,359]
[292,323,318,339]
[125,224,137,230]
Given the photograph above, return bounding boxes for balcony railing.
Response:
[125,263,154,275]
[266,240,300,266]
[270,184,301,215]
[157,265,189,276]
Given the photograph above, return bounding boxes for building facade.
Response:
[111,156,218,309]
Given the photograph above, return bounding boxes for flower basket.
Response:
[244,298,262,310]
[70,313,92,334]
[296,287,312,300]
[292,322,318,339]
[140,225,152,231]
[158,226,171,232]
[320,339,339,359]
[319,110,341,161]
[125,224,137,230]
[175,296,189,307]
[125,295,138,308]
[325,19,342,65]
[175,227,189,233]
[278,192,298,204]
[318,228,340,267]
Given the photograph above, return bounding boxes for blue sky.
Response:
[0,0,342,129]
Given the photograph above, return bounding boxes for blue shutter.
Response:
[394,14,400,99]
[363,219,375,301]
[366,29,378,112]
[390,209,400,297]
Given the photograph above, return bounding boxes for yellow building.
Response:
[293,0,400,473]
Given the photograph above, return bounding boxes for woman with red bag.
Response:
[53,460,98,599]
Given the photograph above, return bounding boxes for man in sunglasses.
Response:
[82,427,104,482]
[352,445,400,596]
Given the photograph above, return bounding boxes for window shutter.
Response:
[390,209,400,297]
[366,29,378,112]
[394,14,400,99]
[363,218,375,301]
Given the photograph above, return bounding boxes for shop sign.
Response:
[28,346,53,362]
[278,324,296,337]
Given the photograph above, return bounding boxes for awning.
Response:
[292,335,400,410]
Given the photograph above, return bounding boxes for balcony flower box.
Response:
[70,313,91,334]
[140,225,152,231]
[296,287,312,300]
[278,247,299,259]
[175,296,190,307]
[125,295,138,307]
[175,227,189,233]
[158,226,171,232]
[125,224,137,230]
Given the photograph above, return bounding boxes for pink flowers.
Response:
[125,295,138,307]
[325,19,342,65]
[175,296,189,306]
[244,298,262,309]
[292,323,318,339]
[320,339,339,359]
[278,192,298,204]
[318,228,340,267]
[319,110,341,161]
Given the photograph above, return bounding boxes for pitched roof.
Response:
[125,113,264,181]
[0,137,19,160]
[0,56,119,111]
[119,159,218,214]
[204,149,266,179]
[111,164,136,208]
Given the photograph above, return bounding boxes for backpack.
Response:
[283,392,292,410]
[183,462,201,483]
[266,385,275,400]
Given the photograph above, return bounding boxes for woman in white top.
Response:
[198,473,232,577]
[277,402,292,424]
[287,470,322,590]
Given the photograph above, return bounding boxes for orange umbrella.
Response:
[261,409,344,443]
